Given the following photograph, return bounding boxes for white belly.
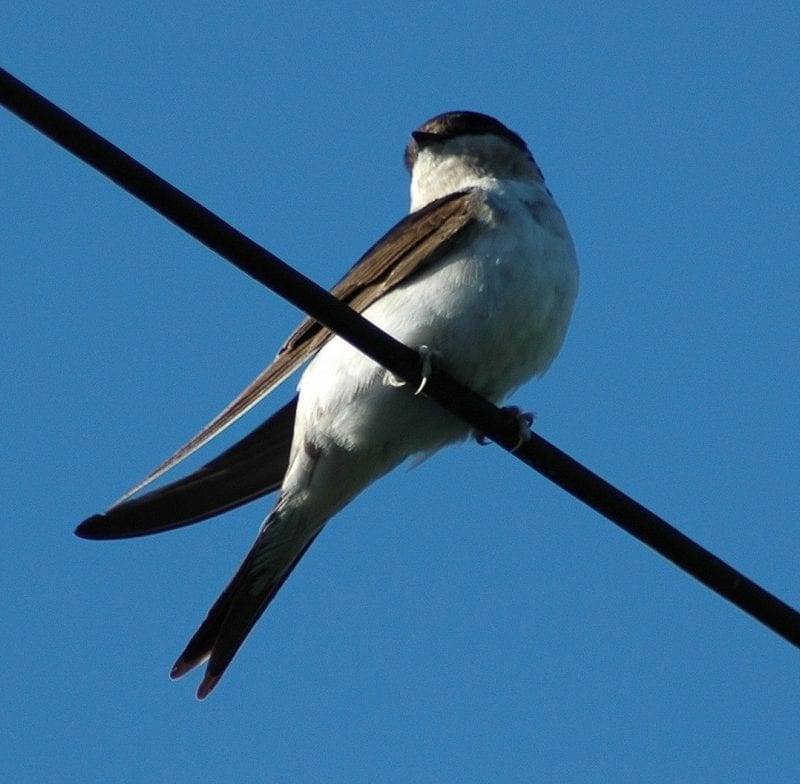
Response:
[294,180,577,469]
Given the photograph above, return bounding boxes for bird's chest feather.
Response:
[296,183,576,453]
[364,193,576,398]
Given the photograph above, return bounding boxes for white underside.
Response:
[273,176,578,535]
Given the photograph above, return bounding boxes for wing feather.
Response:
[75,398,297,539]
[114,189,478,502]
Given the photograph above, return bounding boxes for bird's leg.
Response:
[474,406,536,452]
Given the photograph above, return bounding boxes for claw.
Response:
[385,345,440,394]
[509,407,535,452]
[414,345,435,395]
[474,406,536,451]
[385,372,406,388]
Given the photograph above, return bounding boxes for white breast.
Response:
[295,178,577,461]
[368,180,576,394]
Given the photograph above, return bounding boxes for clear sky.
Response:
[2,3,799,782]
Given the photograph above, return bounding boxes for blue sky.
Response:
[2,3,799,782]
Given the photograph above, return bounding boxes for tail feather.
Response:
[171,513,322,699]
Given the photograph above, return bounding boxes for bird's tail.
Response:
[170,506,322,699]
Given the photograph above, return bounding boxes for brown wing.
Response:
[75,397,297,539]
[113,189,479,503]
[277,188,478,357]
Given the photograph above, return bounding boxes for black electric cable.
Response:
[2,66,798,649]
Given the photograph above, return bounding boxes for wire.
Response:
[2,65,798,649]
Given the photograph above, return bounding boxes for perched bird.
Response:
[76,111,579,698]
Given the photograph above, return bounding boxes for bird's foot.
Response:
[385,345,441,395]
[475,406,536,452]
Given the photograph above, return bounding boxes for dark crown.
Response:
[405,111,529,171]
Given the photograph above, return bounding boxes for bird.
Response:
[76,111,579,698]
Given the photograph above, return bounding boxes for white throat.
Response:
[408,134,543,212]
